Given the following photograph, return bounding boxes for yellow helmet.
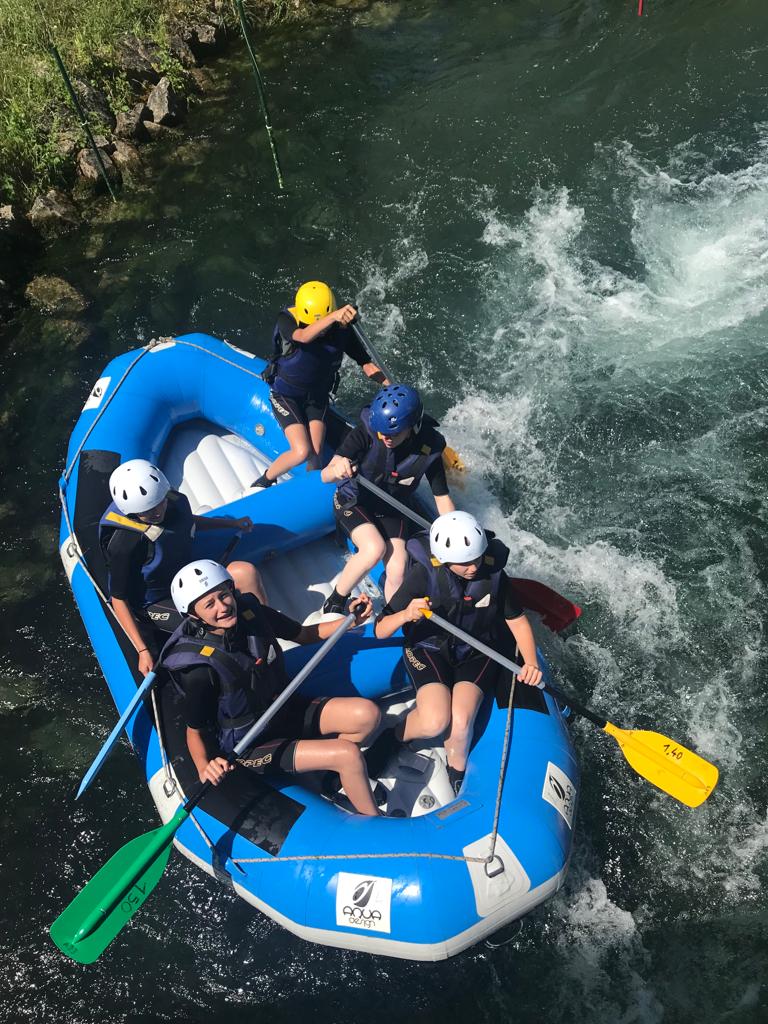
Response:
[289,281,336,325]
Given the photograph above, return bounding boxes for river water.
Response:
[2,0,767,1020]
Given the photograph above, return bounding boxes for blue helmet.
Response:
[369,384,423,435]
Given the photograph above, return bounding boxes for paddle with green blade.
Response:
[50,611,357,964]
[420,608,719,808]
[350,319,467,475]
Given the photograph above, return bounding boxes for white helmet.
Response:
[171,560,233,615]
[429,511,488,564]
[109,459,170,515]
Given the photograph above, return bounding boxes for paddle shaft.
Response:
[353,475,581,634]
[219,528,243,565]
[76,672,157,800]
[76,532,244,800]
[351,321,394,383]
[179,611,357,819]
[74,613,357,941]
[356,475,431,529]
[423,610,606,726]
[425,594,719,807]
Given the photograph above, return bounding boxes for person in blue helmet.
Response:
[100,459,265,678]
[320,384,455,613]
[251,281,389,489]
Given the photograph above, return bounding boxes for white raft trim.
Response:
[148,766,566,962]
[82,376,111,412]
[462,833,530,917]
[59,534,82,583]
[223,339,257,359]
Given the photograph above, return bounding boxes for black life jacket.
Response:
[337,407,446,509]
[159,594,289,755]
[403,530,510,660]
[99,490,196,607]
[261,307,345,397]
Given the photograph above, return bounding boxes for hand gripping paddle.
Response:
[51,613,357,964]
[421,608,719,808]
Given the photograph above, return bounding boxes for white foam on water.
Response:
[354,236,430,369]
[475,128,768,379]
[723,809,768,898]
[440,391,682,652]
[544,863,665,1024]
[687,673,745,767]
[344,128,768,969]
[623,139,768,341]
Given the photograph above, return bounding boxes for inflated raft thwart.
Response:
[59,333,580,961]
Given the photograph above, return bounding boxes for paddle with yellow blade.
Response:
[421,608,719,808]
[351,319,466,474]
[50,612,357,964]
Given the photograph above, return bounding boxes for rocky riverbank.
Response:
[0,0,399,327]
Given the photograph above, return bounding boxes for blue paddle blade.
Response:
[76,672,156,800]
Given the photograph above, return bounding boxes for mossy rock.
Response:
[39,317,91,349]
[25,275,89,316]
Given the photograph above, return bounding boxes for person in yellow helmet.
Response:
[252,282,388,488]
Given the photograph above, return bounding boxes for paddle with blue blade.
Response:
[50,612,357,964]
[350,320,467,475]
[76,671,156,800]
[76,532,244,801]
[355,475,581,633]
[421,609,719,808]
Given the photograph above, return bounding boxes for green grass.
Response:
[0,0,289,202]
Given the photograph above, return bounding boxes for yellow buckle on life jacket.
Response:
[105,510,150,533]
[199,645,215,657]
[430,557,441,567]
[241,609,255,620]
[420,444,432,455]
[484,555,495,566]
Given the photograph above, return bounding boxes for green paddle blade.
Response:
[50,808,186,964]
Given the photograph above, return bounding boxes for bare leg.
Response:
[228,560,268,604]
[383,536,408,603]
[318,696,381,743]
[306,417,327,471]
[334,522,386,597]
[293,739,379,816]
[264,422,312,482]
[443,681,484,771]
[399,682,452,744]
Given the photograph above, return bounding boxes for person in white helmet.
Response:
[374,511,542,795]
[99,459,265,678]
[160,560,381,816]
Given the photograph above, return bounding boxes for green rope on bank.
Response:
[50,45,118,203]
[234,0,286,191]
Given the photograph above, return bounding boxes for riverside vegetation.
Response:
[0,0,347,205]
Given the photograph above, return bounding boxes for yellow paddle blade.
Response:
[604,722,719,807]
[443,445,466,474]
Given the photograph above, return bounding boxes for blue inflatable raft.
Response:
[58,333,579,960]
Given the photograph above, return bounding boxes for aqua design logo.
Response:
[541,761,576,829]
[335,872,392,933]
[82,376,111,412]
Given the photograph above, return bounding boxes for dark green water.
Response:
[3,1,768,1020]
